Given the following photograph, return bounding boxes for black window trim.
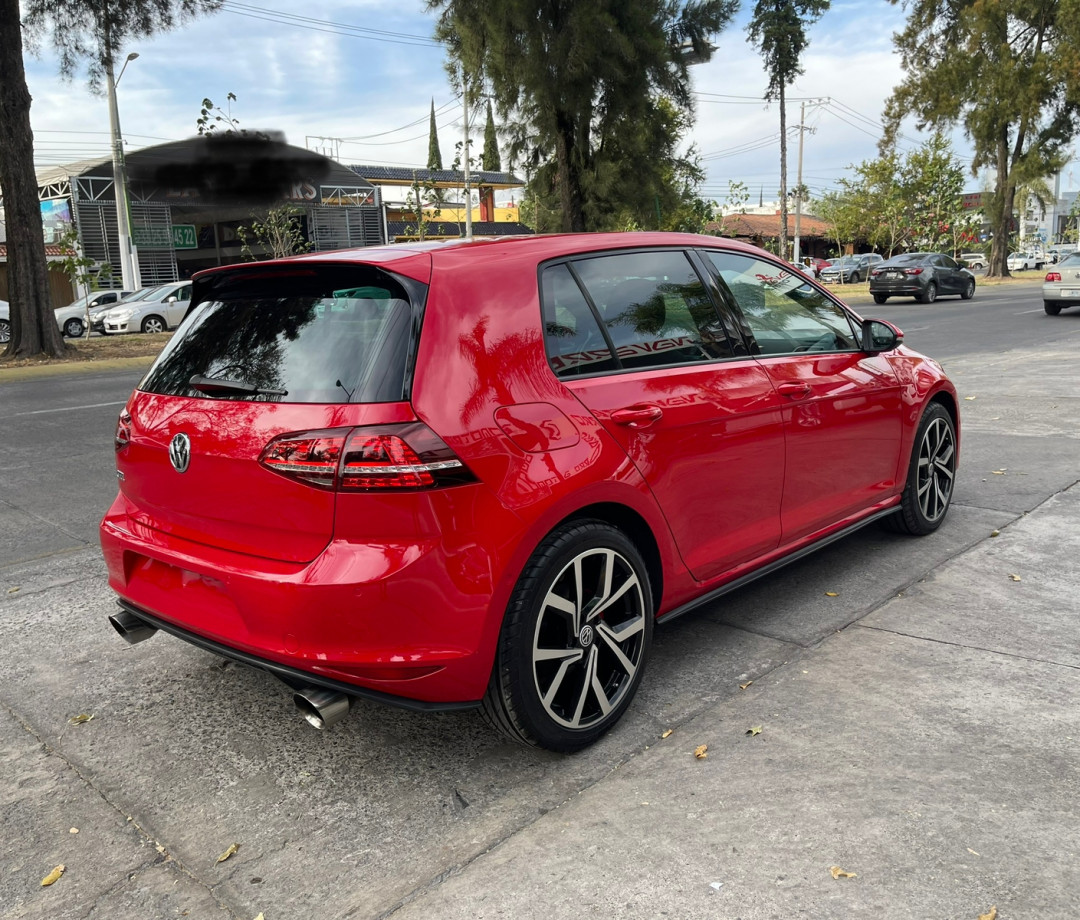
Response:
[536,245,749,381]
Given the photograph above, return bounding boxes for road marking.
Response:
[1015,309,1046,314]
[7,400,126,418]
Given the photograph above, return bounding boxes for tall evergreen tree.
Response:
[883,0,1080,277]
[482,100,501,172]
[0,0,220,359]
[428,0,736,232]
[427,98,443,171]
[746,0,829,261]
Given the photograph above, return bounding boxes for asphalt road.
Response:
[2,277,1078,919]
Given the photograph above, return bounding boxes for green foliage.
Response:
[746,0,830,102]
[56,222,113,338]
[402,172,443,241]
[713,180,749,236]
[24,0,221,89]
[481,100,501,172]
[197,92,239,135]
[883,0,1080,276]
[237,206,312,261]
[429,0,738,232]
[427,99,444,171]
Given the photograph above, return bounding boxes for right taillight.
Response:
[1046,272,1061,282]
[115,410,131,452]
[259,423,474,491]
[904,267,924,275]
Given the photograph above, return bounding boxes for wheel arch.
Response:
[141,313,167,332]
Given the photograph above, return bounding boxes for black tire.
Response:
[920,281,938,304]
[63,317,85,338]
[482,520,653,752]
[873,293,889,305]
[850,272,862,284]
[961,279,975,301]
[883,402,956,536]
[141,314,166,334]
[0,320,10,344]
[1044,301,1062,316]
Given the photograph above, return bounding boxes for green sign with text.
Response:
[171,224,197,250]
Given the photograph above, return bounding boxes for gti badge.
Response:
[169,433,191,473]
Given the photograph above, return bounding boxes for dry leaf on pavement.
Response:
[990,530,1000,537]
[68,714,94,725]
[1009,574,1021,582]
[41,865,65,887]
[978,907,997,920]
[964,396,977,400]
[829,865,856,879]
[216,843,240,864]
[693,744,708,759]
[661,729,673,739]
[746,725,762,736]
[824,591,838,597]
[739,680,753,690]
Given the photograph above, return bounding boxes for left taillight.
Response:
[1046,271,1062,282]
[259,423,475,491]
[115,410,131,451]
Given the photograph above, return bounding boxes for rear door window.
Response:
[139,265,421,403]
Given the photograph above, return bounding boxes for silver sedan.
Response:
[1042,252,1080,315]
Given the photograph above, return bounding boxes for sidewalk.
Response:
[388,485,1080,919]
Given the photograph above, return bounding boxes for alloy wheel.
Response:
[531,546,647,730]
[916,417,955,523]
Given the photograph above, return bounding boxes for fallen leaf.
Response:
[216,843,240,864]
[6,586,19,594]
[709,881,723,890]
[693,744,708,759]
[991,470,1006,475]
[68,713,94,725]
[990,530,1000,537]
[967,848,980,856]
[746,725,762,736]
[69,828,79,835]
[254,914,266,920]
[739,681,753,690]
[825,591,838,597]
[661,729,673,739]
[41,865,65,887]
[829,865,856,879]
[1009,574,1021,582]
[978,907,997,920]
[964,395,977,401]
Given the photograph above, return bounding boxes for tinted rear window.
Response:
[139,265,421,403]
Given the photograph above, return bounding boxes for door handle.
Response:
[777,382,812,399]
[611,405,664,427]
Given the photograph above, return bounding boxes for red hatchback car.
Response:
[101,232,958,751]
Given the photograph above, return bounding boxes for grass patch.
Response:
[1,333,170,369]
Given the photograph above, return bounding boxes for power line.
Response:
[218,1,442,48]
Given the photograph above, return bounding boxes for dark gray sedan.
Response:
[869,252,976,304]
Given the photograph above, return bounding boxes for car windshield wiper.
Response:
[188,374,288,397]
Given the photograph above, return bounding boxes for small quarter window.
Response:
[540,263,617,378]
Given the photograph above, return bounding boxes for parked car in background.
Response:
[91,286,160,335]
[799,256,831,278]
[870,252,976,304]
[101,232,959,752]
[54,290,133,338]
[1007,251,1044,271]
[1042,251,1080,315]
[1047,244,1079,264]
[102,281,192,334]
[961,252,987,270]
[0,299,9,344]
[819,253,883,284]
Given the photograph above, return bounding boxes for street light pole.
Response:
[462,87,473,241]
[106,51,140,290]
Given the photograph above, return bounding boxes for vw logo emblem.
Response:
[169,433,191,473]
[578,624,595,648]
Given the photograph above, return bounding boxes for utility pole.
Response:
[793,101,806,265]
[462,88,473,241]
[106,51,140,290]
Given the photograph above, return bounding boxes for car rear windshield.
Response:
[138,264,422,403]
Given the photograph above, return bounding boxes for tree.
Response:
[1,0,221,360]
[746,0,830,261]
[237,206,312,261]
[883,0,1080,277]
[427,98,443,171]
[428,0,737,232]
[481,99,501,172]
[55,222,113,338]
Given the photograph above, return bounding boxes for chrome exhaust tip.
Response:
[109,610,158,644]
[294,687,351,729]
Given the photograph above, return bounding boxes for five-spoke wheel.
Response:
[484,521,653,751]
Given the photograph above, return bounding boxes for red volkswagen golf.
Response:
[101,233,958,751]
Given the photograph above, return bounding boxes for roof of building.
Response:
[350,165,525,189]
[386,220,534,240]
[0,243,68,259]
[707,212,832,239]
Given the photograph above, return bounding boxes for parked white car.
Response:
[0,299,9,344]
[102,281,193,334]
[54,290,133,338]
[1007,251,1044,271]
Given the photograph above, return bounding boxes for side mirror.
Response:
[863,319,903,354]
[165,296,177,303]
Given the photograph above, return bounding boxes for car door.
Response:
[162,284,192,327]
[542,250,785,581]
[934,254,964,293]
[701,250,904,544]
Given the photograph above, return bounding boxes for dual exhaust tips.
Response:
[107,610,351,729]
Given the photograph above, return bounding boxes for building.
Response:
[707,212,835,259]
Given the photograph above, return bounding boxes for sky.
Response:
[20,0,1080,209]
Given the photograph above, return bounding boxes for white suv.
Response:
[102,281,192,334]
